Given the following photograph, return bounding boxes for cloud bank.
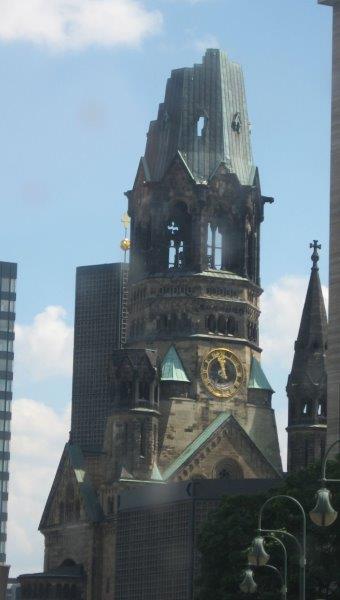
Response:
[7,399,70,576]
[0,0,162,50]
[15,305,73,381]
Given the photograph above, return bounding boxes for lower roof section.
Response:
[118,477,283,511]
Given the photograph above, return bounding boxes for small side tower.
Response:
[287,241,328,473]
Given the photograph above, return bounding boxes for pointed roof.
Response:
[248,357,273,392]
[289,242,327,383]
[39,443,104,530]
[161,346,190,382]
[295,244,327,354]
[142,49,256,186]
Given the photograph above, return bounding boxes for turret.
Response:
[286,241,328,472]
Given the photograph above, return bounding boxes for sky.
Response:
[0,0,333,577]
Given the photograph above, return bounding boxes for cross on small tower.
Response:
[310,240,321,270]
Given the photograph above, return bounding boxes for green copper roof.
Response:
[161,346,190,382]
[162,412,232,480]
[248,357,273,392]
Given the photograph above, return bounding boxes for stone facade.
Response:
[19,50,283,600]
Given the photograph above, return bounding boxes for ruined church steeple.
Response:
[287,241,328,473]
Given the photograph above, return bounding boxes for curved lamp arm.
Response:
[257,564,286,599]
[258,494,306,600]
[264,534,287,597]
[322,439,340,482]
[259,495,306,557]
[260,528,303,560]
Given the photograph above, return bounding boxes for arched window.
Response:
[217,315,227,335]
[227,317,237,336]
[214,458,243,480]
[138,381,150,401]
[153,424,158,452]
[167,203,190,271]
[207,223,222,269]
[170,312,178,331]
[247,231,254,280]
[140,421,146,457]
[207,314,216,333]
[160,314,168,332]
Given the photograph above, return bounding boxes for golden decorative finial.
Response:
[120,212,131,263]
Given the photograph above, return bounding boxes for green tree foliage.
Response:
[197,459,340,599]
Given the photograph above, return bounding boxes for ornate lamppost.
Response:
[310,440,340,526]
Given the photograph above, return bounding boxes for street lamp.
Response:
[257,495,306,600]
[240,568,257,594]
[247,533,287,599]
[310,440,340,527]
[240,564,286,598]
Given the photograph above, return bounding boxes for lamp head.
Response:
[248,536,270,567]
[310,487,338,527]
[240,568,257,594]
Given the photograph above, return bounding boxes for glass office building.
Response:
[0,262,17,564]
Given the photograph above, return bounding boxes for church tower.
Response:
[287,242,328,473]
[125,49,282,478]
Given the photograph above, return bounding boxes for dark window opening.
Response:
[154,385,159,405]
[217,315,227,335]
[138,382,150,401]
[140,422,146,457]
[207,314,216,333]
[228,317,237,336]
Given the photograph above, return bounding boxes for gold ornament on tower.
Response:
[120,212,131,262]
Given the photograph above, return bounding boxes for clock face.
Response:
[201,348,244,398]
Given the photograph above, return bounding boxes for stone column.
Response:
[319,1,340,448]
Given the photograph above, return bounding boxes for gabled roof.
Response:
[162,412,282,481]
[248,357,273,392]
[39,443,104,530]
[161,346,190,382]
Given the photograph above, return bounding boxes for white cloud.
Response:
[0,0,162,50]
[15,306,73,381]
[260,275,328,370]
[7,399,70,576]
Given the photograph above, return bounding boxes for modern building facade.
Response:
[70,263,128,452]
[319,0,340,450]
[0,262,17,564]
[286,243,328,472]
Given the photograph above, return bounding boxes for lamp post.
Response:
[247,533,288,599]
[310,439,340,527]
[257,495,306,600]
[240,564,286,598]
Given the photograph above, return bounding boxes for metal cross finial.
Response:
[310,240,321,270]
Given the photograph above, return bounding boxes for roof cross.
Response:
[310,240,321,270]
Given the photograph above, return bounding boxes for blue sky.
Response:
[0,0,332,576]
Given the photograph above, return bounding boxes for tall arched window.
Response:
[217,315,227,334]
[207,314,217,333]
[167,203,191,271]
[140,421,146,457]
[207,223,222,269]
[227,317,237,336]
